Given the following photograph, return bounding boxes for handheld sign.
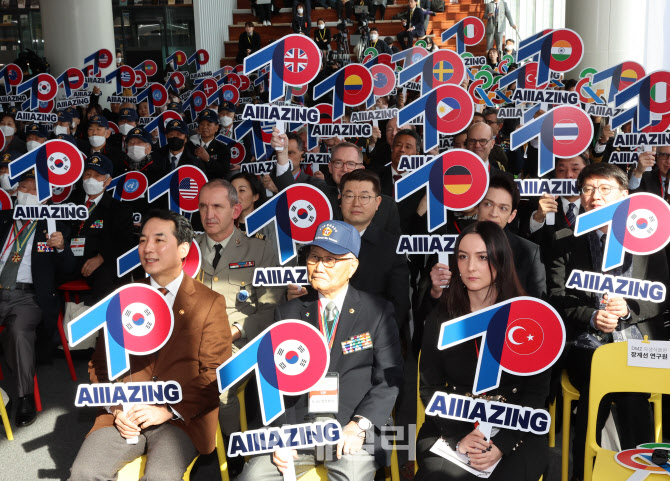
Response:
[391,46,429,70]
[68,284,175,381]
[216,135,246,165]
[136,59,158,78]
[16,73,58,111]
[615,443,670,478]
[244,34,322,103]
[0,63,23,94]
[0,189,12,211]
[165,50,187,69]
[187,49,210,72]
[56,67,86,99]
[313,63,374,121]
[613,70,670,130]
[235,119,274,162]
[136,83,169,117]
[106,171,149,201]
[165,71,186,93]
[592,61,646,104]
[370,64,396,99]
[438,297,565,394]
[395,150,488,232]
[83,48,113,77]
[117,239,202,279]
[516,28,584,87]
[510,106,593,177]
[105,65,136,95]
[8,139,85,203]
[566,269,666,303]
[147,165,208,214]
[574,192,670,271]
[246,184,333,264]
[75,380,182,408]
[398,49,466,96]
[440,17,486,54]
[398,85,474,153]
[217,320,330,425]
[144,110,183,148]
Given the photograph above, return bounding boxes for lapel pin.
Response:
[349,308,355,313]
[179,309,185,315]
[306,312,310,317]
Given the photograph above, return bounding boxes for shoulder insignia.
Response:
[254,233,266,240]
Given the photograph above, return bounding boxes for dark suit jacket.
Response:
[0,213,75,338]
[273,167,402,235]
[379,166,424,235]
[548,228,669,341]
[88,275,232,454]
[197,138,231,180]
[631,166,665,198]
[273,287,403,448]
[505,229,546,298]
[238,31,261,56]
[406,7,425,36]
[351,223,410,329]
[291,15,311,35]
[370,39,392,55]
[526,199,584,266]
[154,144,206,172]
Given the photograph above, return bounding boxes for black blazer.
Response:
[370,39,392,55]
[273,167,402,235]
[407,7,426,35]
[238,31,261,56]
[194,139,231,180]
[379,166,424,235]
[153,144,206,172]
[548,227,669,341]
[351,223,411,330]
[0,212,76,337]
[273,287,403,452]
[631,166,665,198]
[505,229,546,298]
[527,199,584,266]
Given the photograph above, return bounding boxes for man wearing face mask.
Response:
[218,102,237,139]
[107,107,139,160]
[65,154,134,303]
[24,123,49,153]
[155,119,204,173]
[119,126,164,182]
[0,114,25,154]
[52,111,73,138]
[0,170,75,427]
[80,114,112,157]
[0,152,20,197]
[192,110,231,180]
[368,28,391,54]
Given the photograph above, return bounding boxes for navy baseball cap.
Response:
[20,169,36,181]
[219,101,236,113]
[57,110,73,123]
[125,126,153,144]
[119,108,139,122]
[89,115,109,129]
[85,153,114,176]
[308,220,360,258]
[66,107,81,119]
[197,109,219,124]
[1,150,19,166]
[55,133,78,145]
[166,102,183,113]
[25,123,49,139]
[165,119,188,135]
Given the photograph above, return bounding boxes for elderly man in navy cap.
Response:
[84,115,112,156]
[218,101,237,139]
[0,151,20,196]
[0,170,75,427]
[192,109,231,179]
[64,153,134,303]
[53,111,74,138]
[24,123,49,152]
[155,119,204,172]
[237,220,403,481]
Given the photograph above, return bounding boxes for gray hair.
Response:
[331,142,363,163]
[200,178,239,207]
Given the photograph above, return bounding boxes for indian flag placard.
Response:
[651,82,667,103]
[551,40,572,62]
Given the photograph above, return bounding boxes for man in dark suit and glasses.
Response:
[237,220,403,481]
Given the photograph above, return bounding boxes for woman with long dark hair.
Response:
[416,221,549,480]
[230,171,276,245]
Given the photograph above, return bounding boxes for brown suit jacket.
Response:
[86,274,232,454]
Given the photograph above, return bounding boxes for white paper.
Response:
[278,448,297,481]
[628,339,670,369]
[429,438,500,478]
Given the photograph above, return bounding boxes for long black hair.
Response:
[230,171,268,209]
[442,221,525,318]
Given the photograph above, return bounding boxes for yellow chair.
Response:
[560,370,582,481]
[584,342,667,481]
[0,392,12,441]
[415,351,424,474]
[548,397,556,448]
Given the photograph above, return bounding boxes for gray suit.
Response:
[485,0,515,51]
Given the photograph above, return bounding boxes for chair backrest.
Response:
[416,351,424,441]
[584,341,670,481]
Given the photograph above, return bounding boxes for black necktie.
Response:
[212,244,222,269]
[566,203,576,227]
[171,156,178,170]
[600,234,607,254]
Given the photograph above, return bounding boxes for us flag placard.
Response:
[148,165,208,214]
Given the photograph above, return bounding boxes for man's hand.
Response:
[81,254,104,277]
[272,448,298,474]
[336,421,365,459]
[287,283,308,301]
[468,443,503,471]
[633,151,655,177]
[261,174,278,194]
[270,128,289,165]
[532,194,558,223]
[111,406,141,439]
[599,124,615,144]
[195,146,210,162]
[604,293,629,319]
[46,231,65,250]
[313,170,325,180]
[127,404,173,430]
[93,86,101,95]
[512,25,517,30]
[409,26,415,31]
[594,309,619,333]
[369,125,381,146]
[430,262,451,299]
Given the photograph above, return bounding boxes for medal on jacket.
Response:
[237,282,250,302]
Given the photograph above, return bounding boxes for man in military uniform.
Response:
[195,179,283,435]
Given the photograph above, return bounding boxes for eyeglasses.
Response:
[341,194,377,205]
[306,253,354,268]
[581,185,622,196]
[657,152,670,161]
[331,160,364,169]
[466,138,493,147]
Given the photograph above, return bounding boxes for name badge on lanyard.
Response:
[308,372,339,414]
[71,237,86,257]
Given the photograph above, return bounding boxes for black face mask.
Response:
[167,137,185,151]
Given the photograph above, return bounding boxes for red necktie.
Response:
[157,287,169,296]
[393,174,402,183]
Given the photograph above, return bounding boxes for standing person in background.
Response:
[484,0,516,52]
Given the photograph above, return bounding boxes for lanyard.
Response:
[409,8,414,21]
[318,299,341,350]
[453,220,461,234]
[247,35,252,44]
[1,221,34,261]
[78,200,97,234]
[319,29,325,40]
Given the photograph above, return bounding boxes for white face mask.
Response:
[17,190,41,206]
[505,45,513,51]
[127,145,147,162]
[297,8,303,14]
[83,177,106,196]
[89,135,106,148]
[26,140,42,152]
[0,125,15,137]
[370,34,378,41]
[54,125,69,136]
[319,24,325,30]
[0,173,17,192]
[116,57,122,66]
[119,123,134,136]
[221,116,233,127]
